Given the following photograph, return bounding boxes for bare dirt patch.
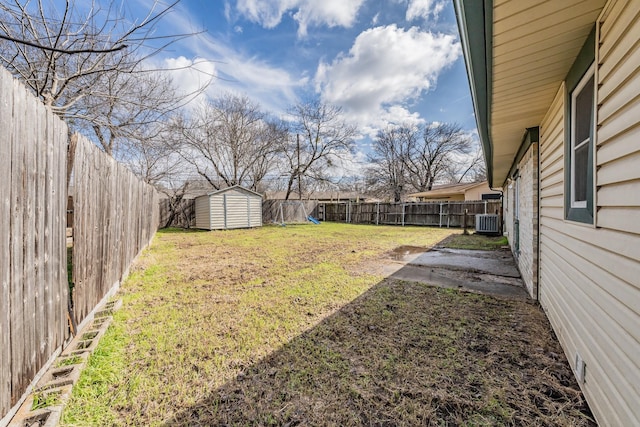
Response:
[168,280,594,426]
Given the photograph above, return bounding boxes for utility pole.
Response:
[297,133,302,200]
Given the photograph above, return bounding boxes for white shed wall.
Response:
[249,197,262,227]
[194,196,212,229]
[224,191,250,229]
[195,187,263,230]
[210,194,226,229]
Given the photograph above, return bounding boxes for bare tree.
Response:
[176,94,286,191]
[0,0,207,156]
[366,123,476,200]
[446,145,487,183]
[367,126,415,202]
[78,67,186,156]
[404,123,473,192]
[282,99,357,200]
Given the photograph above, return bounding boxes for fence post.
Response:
[439,203,443,227]
[447,202,450,228]
[376,202,379,225]
[401,203,405,226]
[463,208,468,234]
[484,200,488,214]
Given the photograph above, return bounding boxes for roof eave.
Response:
[453,0,494,187]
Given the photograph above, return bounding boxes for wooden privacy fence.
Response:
[0,67,69,422]
[71,134,160,329]
[319,200,502,228]
[1,66,161,424]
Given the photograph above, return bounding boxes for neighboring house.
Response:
[454,1,639,425]
[407,181,500,201]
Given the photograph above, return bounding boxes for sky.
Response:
[132,0,478,177]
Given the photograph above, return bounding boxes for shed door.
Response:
[224,193,250,229]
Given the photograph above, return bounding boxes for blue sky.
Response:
[134,0,477,174]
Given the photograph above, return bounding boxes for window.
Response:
[570,64,594,209]
[564,26,595,224]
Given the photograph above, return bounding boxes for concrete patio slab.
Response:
[381,247,528,300]
[410,248,521,278]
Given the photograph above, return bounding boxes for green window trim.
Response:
[564,25,596,224]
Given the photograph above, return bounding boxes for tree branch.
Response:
[0,33,128,54]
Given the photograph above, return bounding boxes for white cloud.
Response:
[315,24,460,134]
[235,0,366,36]
[161,56,217,104]
[143,5,306,114]
[212,50,307,110]
[406,0,446,21]
[224,1,232,21]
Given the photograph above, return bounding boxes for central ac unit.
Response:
[475,214,500,234]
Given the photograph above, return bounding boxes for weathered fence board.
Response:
[0,67,69,421]
[320,201,502,228]
[71,134,159,327]
[0,65,13,419]
[1,65,162,423]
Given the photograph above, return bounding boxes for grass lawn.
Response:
[60,223,593,426]
[438,232,509,251]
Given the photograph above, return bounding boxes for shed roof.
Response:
[200,185,263,198]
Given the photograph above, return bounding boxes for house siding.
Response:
[538,2,640,424]
[463,182,500,201]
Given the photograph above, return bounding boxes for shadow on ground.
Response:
[165,273,594,426]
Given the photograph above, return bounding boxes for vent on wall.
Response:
[475,214,500,234]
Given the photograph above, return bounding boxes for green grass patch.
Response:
[32,390,62,410]
[55,355,83,368]
[439,232,509,250]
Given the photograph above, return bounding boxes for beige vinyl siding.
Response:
[538,1,640,424]
[597,0,640,239]
[463,182,499,201]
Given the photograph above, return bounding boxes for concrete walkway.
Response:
[381,246,529,300]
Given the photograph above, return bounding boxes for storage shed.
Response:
[194,186,262,230]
